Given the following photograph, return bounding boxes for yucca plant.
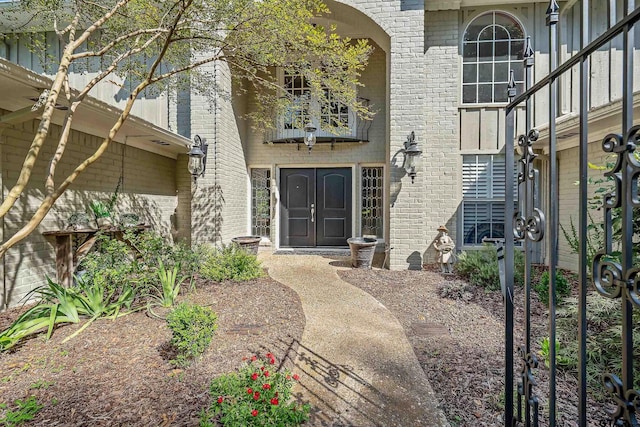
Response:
[146,259,186,316]
[156,259,185,307]
[0,278,82,350]
[0,277,137,351]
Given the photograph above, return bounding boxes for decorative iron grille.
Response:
[503,1,640,426]
[361,167,383,238]
[251,169,271,238]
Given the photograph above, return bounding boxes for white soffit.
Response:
[0,58,190,159]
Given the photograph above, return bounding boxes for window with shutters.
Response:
[462,154,516,245]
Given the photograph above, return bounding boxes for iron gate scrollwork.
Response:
[503,0,640,426]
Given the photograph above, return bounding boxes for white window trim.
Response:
[460,10,527,105]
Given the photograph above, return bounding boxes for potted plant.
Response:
[89,200,113,228]
[347,237,377,269]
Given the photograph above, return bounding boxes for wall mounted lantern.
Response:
[303,122,317,152]
[403,131,422,184]
[187,134,208,181]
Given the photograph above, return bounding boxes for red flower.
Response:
[251,355,257,362]
[263,384,271,390]
[292,374,300,381]
[266,352,273,359]
[251,373,259,381]
[269,358,276,365]
[260,366,265,371]
[264,371,270,377]
[253,391,260,400]
[217,396,224,404]
[286,375,291,380]
[247,388,253,394]
[251,409,258,417]
[271,398,279,405]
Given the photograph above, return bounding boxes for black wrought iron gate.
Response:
[503,0,640,425]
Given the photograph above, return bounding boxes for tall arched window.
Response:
[462,12,525,104]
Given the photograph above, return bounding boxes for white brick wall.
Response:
[190,60,249,247]
[1,118,178,309]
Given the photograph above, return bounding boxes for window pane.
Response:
[251,169,271,237]
[494,83,508,102]
[479,27,494,41]
[463,85,477,103]
[463,64,477,83]
[495,41,510,60]
[511,40,525,60]
[506,24,524,40]
[465,14,493,41]
[478,63,493,82]
[478,41,493,60]
[495,26,509,40]
[512,62,524,82]
[361,167,384,238]
[478,84,493,102]
[463,43,477,62]
[494,62,509,82]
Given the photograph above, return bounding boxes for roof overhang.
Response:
[0,58,190,159]
[534,91,640,154]
[425,0,551,11]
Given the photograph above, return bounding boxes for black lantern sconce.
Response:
[187,134,208,181]
[402,131,422,184]
[303,122,317,152]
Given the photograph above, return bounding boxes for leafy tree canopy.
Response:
[0,0,372,257]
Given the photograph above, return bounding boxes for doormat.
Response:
[273,249,351,257]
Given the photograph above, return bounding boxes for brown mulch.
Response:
[0,276,305,426]
[1,264,612,427]
[339,267,608,427]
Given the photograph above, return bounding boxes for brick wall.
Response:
[419,11,460,268]
[190,60,249,246]
[1,119,178,309]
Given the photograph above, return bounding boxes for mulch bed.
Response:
[1,264,614,427]
[0,276,305,426]
[339,267,608,427]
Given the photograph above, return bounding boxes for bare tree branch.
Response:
[0,13,81,219]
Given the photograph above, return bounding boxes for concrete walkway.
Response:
[260,251,449,427]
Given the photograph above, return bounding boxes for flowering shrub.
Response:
[199,353,310,426]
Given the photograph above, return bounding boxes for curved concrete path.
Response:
[260,252,449,427]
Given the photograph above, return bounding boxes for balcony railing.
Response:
[263,98,371,147]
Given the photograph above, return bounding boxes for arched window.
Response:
[462,12,525,104]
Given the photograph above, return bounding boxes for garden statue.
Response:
[433,225,455,274]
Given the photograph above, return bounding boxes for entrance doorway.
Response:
[279,168,352,247]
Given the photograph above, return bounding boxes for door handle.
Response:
[311,204,315,223]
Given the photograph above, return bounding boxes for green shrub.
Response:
[200,245,264,282]
[455,244,524,290]
[200,353,310,427]
[534,270,570,306]
[167,303,218,367]
[0,396,42,426]
[555,294,640,401]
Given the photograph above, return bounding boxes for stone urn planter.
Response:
[231,236,262,255]
[347,237,377,269]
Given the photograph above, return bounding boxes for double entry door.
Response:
[280,168,352,247]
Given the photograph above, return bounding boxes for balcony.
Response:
[263,98,371,148]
